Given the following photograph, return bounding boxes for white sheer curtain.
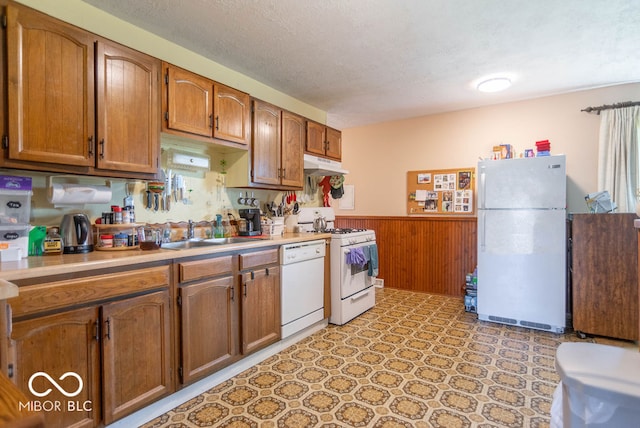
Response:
[597,106,640,212]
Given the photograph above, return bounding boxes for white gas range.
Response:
[297,207,378,325]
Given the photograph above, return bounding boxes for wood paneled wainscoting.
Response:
[335,216,477,297]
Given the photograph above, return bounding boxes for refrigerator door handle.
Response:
[479,210,486,251]
[479,167,486,209]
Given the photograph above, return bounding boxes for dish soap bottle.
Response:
[214,214,224,238]
[43,226,63,255]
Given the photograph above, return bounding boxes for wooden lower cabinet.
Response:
[177,250,282,384]
[101,291,172,424]
[179,276,239,384]
[12,307,101,428]
[239,249,281,355]
[9,265,173,427]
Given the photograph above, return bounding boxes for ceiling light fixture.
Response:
[477,77,512,93]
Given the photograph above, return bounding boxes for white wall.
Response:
[335,84,640,216]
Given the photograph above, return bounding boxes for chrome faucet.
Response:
[187,219,195,239]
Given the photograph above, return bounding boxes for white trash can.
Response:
[552,342,640,427]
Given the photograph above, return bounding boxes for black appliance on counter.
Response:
[238,208,262,236]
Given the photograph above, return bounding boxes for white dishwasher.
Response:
[280,239,326,338]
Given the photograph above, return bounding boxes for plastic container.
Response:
[0,175,32,225]
[552,342,640,427]
[99,234,114,248]
[0,224,29,258]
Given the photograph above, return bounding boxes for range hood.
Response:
[303,154,349,176]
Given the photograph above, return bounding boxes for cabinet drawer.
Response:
[239,248,279,271]
[178,255,234,283]
[9,265,171,318]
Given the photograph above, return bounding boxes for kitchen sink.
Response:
[162,237,265,250]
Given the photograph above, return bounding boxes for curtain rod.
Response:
[581,101,640,114]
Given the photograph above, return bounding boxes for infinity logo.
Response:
[28,372,83,398]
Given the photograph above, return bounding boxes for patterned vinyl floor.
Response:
[141,287,624,428]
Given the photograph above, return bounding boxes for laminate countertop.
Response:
[0,233,330,282]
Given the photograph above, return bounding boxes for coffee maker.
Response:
[238,208,262,236]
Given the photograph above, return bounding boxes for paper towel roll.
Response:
[48,183,112,205]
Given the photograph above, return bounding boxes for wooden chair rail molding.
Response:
[335,216,477,297]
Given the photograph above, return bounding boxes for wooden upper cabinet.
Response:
[305,121,342,161]
[281,111,305,188]
[252,100,282,186]
[325,126,342,160]
[4,3,160,178]
[163,63,249,147]
[165,63,213,137]
[305,121,326,157]
[214,83,250,145]
[6,3,95,167]
[96,41,160,174]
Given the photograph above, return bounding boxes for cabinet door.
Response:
[252,100,281,186]
[305,121,326,156]
[6,3,95,167]
[241,266,281,355]
[180,276,238,384]
[281,111,305,188]
[165,64,213,137]
[325,127,342,160]
[96,41,159,174]
[213,83,250,145]
[12,307,101,428]
[101,290,172,424]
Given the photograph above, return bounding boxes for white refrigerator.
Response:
[477,155,567,333]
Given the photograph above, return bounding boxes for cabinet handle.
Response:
[209,115,213,129]
[266,267,270,276]
[281,168,286,179]
[88,136,94,157]
[230,286,235,302]
[94,320,100,342]
[105,317,111,340]
[243,282,247,297]
[215,115,220,130]
[99,139,105,159]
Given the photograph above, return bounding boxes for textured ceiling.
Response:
[82,0,640,129]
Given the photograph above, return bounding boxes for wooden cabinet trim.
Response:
[178,255,234,283]
[9,265,171,318]
[239,248,279,271]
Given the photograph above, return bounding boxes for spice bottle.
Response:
[111,206,123,224]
